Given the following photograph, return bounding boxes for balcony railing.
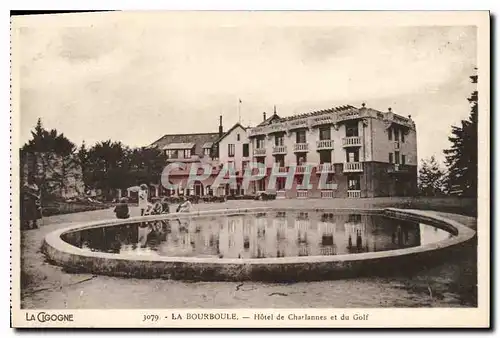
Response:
[342,136,362,147]
[272,166,288,173]
[321,190,334,198]
[295,165,312,174]
[316,163,335,173]
[253,148,266,156]
[293,143,309,152]
[343,162,363,172]
[316,139,334,150]
[296,190,309,198]
[276,191,287,199]
[272,145,287,155]
[347,190,361,198]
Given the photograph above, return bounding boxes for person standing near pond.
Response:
[138,184,149,216]
[21,175,41,230]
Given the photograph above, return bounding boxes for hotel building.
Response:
[149,103,417,199]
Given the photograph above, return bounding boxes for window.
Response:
[183,149,191,158]
[296,153,307,165]
[319,150,332,164]
[204,148,211,157]
[256,137,265,149]
[388,128,392,141]
[256,157,265,165]
[242,143,249,157]
[394,151,400,164]
[242,160,249,171]
[319,127,331,140]
[348,176,360,190]
[401,155,406,165]
[389,153,393,163]
[237,134,240,141]
[401,132,405,143]
[296,130,307,144]
[277,177,286,191]
[345,121,359,137]
[274,155,285,167]
[228,144,235,157]
[394,128,400,142]
[346,150,359,163]
[326,174,335,186]
[257,179,266,192]
[275,134,284,146]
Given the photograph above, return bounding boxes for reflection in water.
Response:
[62,212,454,259]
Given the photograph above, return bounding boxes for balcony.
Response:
[272,145,287,155]
[272,166,288,173]
[347,190,361,198]
[316,139,334,150]
[321,190,334,198]
[343,162,363,173]
[342,136,362,147]
[316,163,335,174]
[296,190,309,198]
[253,148,266,157]
[295,165,312,174]
[293,143,309,152]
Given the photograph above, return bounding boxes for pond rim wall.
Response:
[42,207,476,282]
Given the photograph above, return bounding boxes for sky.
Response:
[14,12,477,164]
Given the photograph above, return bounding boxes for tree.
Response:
[86,140,130,198]
[23,118,75,156]
[76,142,90,189]
[21,118,80,200]
[418,156,447,196]
[128,147,168,186]
[443,72,478,197]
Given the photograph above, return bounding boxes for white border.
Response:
[4,2,496,336]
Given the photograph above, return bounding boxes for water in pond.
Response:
[61,212,453,259]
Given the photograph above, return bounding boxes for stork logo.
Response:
[160,162,338,192]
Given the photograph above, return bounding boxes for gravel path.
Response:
[19,198,477,309]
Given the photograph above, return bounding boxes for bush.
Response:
[41,200,110,217]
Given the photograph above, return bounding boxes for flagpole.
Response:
[238,99,242,124]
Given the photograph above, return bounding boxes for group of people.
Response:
[113,184,193,219]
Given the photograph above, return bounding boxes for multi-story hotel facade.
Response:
[150,104,417,199]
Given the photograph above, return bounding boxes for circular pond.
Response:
[43,207,476,281]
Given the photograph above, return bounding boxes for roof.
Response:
[162,142,195,150]
[257,113,281,127]
[257,105,356,126]
[213,123,247,143]
[150,132,220,157]
[202,142,213,149]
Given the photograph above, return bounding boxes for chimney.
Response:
[263,112,267,122]
[219,115,223,137]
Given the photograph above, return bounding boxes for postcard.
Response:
[10,10,490,328]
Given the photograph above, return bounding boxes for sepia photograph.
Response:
[10,10,489,328]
